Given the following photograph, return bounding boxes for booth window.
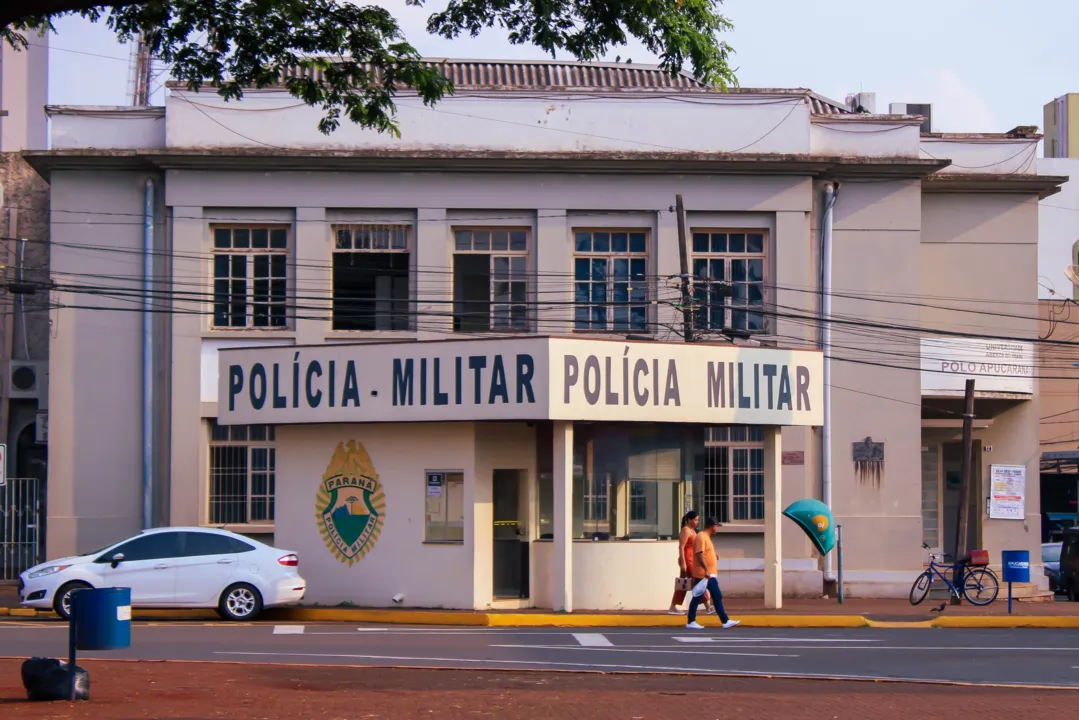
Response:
[332,225,410,331]
[425,471,465,542]
[691,230,767,333]
[208,420,276,525]
[697,426,765,523]
[212,225,288,329]
[452,228,529,332]
[573,229,649,332]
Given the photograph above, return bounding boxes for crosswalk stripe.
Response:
[273,625,305,635]
[572,633,613,647]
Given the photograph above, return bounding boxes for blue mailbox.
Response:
[1002,551,1031,584]
[1001,550,1030,614]
[72,587,131,651]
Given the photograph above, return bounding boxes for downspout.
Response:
[820,182,838,583]
[143,179,154,530]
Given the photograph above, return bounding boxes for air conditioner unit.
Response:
[10,360,47,402]
[889,102,933,133]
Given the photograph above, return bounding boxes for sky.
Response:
[43,0,1079,134]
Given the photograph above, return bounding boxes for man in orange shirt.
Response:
[687,517,739,630]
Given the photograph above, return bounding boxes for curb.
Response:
[6,605,1079,628]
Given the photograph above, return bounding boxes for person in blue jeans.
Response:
[687,517,740,630]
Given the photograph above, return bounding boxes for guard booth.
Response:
[218,337,824,611]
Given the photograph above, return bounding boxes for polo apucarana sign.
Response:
[218,338,823,427]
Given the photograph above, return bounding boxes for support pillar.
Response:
[764,426,783,609]
[553,421,573,612]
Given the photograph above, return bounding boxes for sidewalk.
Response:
[4,593,1079,627]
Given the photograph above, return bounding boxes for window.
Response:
[573,424,682,540]
[574,230,648,332]
[333,225,410,331]
[696,426,765,523]
[181,532,239,557]
[691,231,766,333]
[208,421,276,525]
[96,532,182,563]
[425,471,465,542]
[453,228,529,332]
[212,226,288,329]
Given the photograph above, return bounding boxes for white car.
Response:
[18,527,306,621]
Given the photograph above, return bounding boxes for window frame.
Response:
[331,224,413,332]
[572,228,650,334]
[424,470,466,543]
[210,224,291,331]
[451,227,531,333]
[689,228,769,335]
[701,426,766,525]
[207,421,277,527]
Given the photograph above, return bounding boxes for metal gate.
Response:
[1,478,43,581]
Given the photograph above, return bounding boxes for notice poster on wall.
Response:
[427,473,444,498]
[989,465,1026,520]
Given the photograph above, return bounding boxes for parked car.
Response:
[17,527,305,621]
[1057,528,1079,600]
[1043,541,1062,593]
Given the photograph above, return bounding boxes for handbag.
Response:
[674,576,694,592]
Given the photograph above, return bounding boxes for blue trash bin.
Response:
[72,587,131,651]
[1002,551,1031,584]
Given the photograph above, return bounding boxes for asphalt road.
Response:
[1,621,1077,688]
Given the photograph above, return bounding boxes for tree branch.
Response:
[0,1,148,30]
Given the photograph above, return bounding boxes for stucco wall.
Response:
[276,423,477,608]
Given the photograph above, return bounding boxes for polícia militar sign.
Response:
[217,337,823,427]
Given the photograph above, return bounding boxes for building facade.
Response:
[25,60,1061,608]
[0,37,50,584]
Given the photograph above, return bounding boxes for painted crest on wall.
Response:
[315,441,386,567]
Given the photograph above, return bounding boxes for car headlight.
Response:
[28,565,70,579]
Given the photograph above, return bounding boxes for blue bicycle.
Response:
[909,543,1000,606]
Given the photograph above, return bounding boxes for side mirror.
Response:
[110,553,125,568]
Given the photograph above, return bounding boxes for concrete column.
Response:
[415,208,449,340]
[553,420,574,612]
[764,425,783,609]
[534,210,570,333]
[294,207,328,345]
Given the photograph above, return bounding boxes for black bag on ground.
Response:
[21,657,90,701]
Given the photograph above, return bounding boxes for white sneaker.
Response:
[686,622,705,630]
[667,608,686,615]
[722,620,741,629]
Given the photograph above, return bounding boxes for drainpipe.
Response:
[821,182,838,584]
[143,179,154,530]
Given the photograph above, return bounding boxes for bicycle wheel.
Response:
[909,570,932,605]
[963,567,1000,606]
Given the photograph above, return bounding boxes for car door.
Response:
[172,532,240,605]
[96,532,181,605]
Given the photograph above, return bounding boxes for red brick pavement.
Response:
[0,661,1073,720]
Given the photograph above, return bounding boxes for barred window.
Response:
[699,425,765,523]
[208,421,276,524]
[212,226,289,329]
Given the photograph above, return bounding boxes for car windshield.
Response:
[1044,544,1062,563]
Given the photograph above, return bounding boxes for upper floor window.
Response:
[453,228,529,332]
[691,230,766,334]
[208,421,276,525]
[573,230,648,333]
[333,225,411,331]
[212,226,288,329]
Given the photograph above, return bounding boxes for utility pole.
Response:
[675,194,693,343]
[130,33,153,106]
[952,377,976,604]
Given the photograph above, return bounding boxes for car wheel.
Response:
[53,582,91,620]
[218,583,263,621]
